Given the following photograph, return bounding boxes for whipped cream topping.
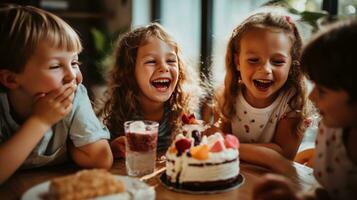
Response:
[129,121,146,134]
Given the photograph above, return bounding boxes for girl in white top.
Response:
[216,12,311,172]
[253,19,357,200]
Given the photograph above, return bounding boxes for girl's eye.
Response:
[167,59,177,64]
[247,58,259,64]
[271,60,286,66]
[49,65,60,69]
[145,60,156,65]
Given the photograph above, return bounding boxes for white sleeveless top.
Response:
[313,122,357,199]
[231,88,296,143]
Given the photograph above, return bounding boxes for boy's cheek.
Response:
[76,71,83,85]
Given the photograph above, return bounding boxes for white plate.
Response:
[21,175,155,200]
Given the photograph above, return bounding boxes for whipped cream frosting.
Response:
[166,132,240,184]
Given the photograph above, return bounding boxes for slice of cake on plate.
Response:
[49,169,124,200]
[47,169,155,200]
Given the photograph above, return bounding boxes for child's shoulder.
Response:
[76,84,88,95]
[73,84,90,102]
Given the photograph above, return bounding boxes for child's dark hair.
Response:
[301,19,357,103]
[0,4,82,89]
[101,23,203,135]
[221,12,308,120]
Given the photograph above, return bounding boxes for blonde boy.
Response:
[0,5,113,183]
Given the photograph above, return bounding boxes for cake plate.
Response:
[159,173,244,194]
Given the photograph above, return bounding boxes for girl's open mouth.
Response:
[253,79,273,90]
[151,78,171,91]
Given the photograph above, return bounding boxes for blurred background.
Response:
[1,0,356,155]
[1,0,356,100]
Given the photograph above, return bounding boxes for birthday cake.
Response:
[165,114,240,190]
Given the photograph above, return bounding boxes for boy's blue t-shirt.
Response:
[0,84,110,168]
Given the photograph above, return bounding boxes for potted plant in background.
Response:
[262,0,328,37]
[90,27,128,107]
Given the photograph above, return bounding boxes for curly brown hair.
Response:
[220,12,309,123]
[101,23,203,136]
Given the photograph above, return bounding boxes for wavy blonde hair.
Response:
[220,12,310,124]
[101,23,203,135]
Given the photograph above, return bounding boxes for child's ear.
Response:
[0,69,20,89]
[234,54,240,71]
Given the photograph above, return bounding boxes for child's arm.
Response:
[0,117,52,184]
[253,173,307,200]
[67,84,113,169]
[271,114,304,159]
[110,136,126,158]
[242,114,303,162]
[239,144,297,175]
[253,173,303,200]
[0,84,75,184]
[253,174,330,200]
[68,139,113,169]
[238,115,303,172]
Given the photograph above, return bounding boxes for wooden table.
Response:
[0,158,317,200]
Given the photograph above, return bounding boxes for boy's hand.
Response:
[110,136,126,158]
[253,174,303,200]
[32,83,76,127]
